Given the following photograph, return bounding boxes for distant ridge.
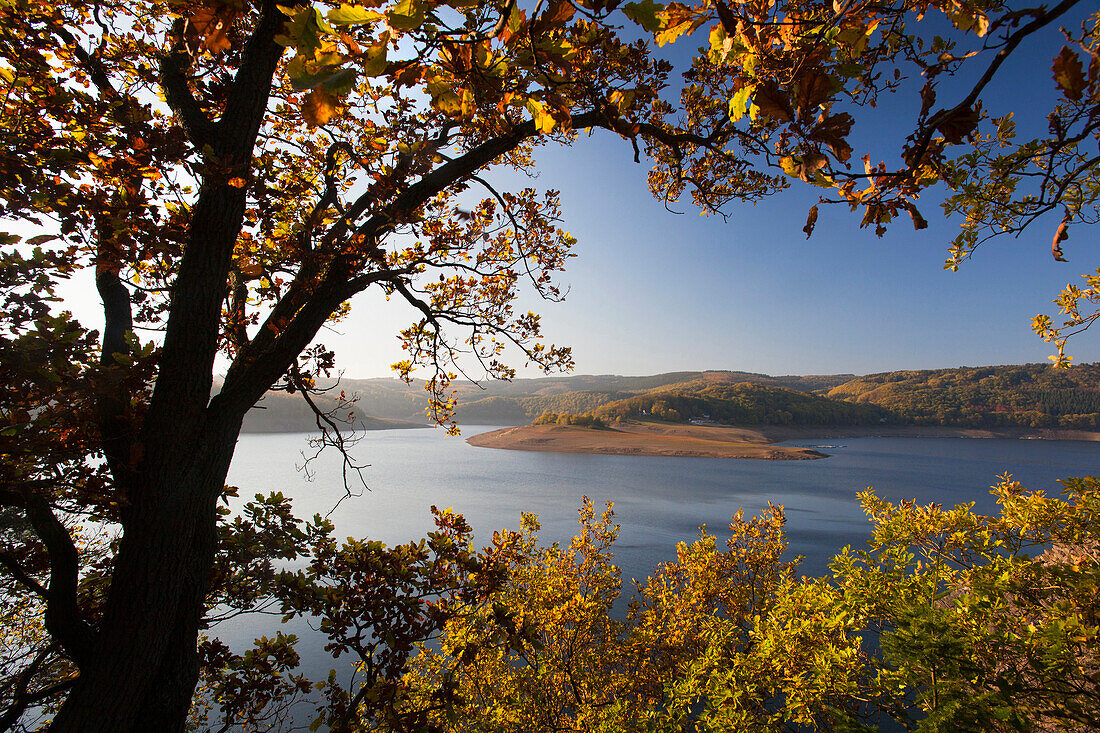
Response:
[233,364,1100,432]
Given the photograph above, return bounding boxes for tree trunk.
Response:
[48,416,241,733]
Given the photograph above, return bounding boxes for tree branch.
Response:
[0,551,48,599]
[159,40,217,148]
[217,0,301,158]
[904,0,1082,171]
[217,110,613,419]
[145,0,293,442]
[22,497,96,668]
[0,643,73,731]
[95,236,135,488]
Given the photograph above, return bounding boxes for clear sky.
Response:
[50,13,1098,381]
[327,16,1100,380]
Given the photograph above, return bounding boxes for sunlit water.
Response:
[218,427,1099,685]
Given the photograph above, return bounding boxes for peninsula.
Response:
[466,422,828,460]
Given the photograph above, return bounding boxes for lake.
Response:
[219,428,1099,682]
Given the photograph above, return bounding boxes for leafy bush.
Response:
[386,477,1100,732]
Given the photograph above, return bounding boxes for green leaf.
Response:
[623,0,663,33]
[387,0,425,31]
[321,67,359,94]
[362,39,389,77]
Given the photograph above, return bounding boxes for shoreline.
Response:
[466,422,1100,460]
[753,425,1100,442]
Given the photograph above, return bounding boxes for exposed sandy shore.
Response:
[466,422,1100,460]
[466,423,828,460]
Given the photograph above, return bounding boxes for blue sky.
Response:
[334,136,1096,379]
[330,16,1100,379]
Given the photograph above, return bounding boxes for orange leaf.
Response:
[1052,215,1069,261]
[302,89,338,126]
[185,5,239,54]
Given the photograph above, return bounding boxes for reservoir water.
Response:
[219,427,1099,683]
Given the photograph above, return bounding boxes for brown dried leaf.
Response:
[535,0,575,31]
[936,105,980,144]
[754,82,793,123]
[800,153,828,182]
[919,82,936,117]
[1052,46,1086,101]
[185,5,239,54]
[803,204,819,239]
[809,112,853,162]
[795,70,833,118]
[907,204,928,231]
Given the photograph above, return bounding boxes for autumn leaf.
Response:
[808,112,853,162]
[526,98,557,134]
[362,39,390,77]
[302,88,338,126]
[728,83,754,123]
[1052,214,1069,261]
[1051,46,1086,101]
[327,4,385,26]
[803,205,819,238]
[497,3,527,45]
[534,0,576,31]
[794,70,834,118]
[919,82,937,117]
[428,78,472,118]
[753,82,794,123]
[237,260,264,279]
[906,204,928,231]
[655,3,706,46]
[936,105,980,143]
[185,4,241,54]
[609,89,635,115]
[786,153,829,183]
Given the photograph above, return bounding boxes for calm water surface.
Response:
[227,428,1100,578]
[220,428,1099,680]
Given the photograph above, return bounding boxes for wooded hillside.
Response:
[238,364,1100,431]
[827,364,1100,428]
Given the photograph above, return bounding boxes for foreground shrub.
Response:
[386,477,1099,732]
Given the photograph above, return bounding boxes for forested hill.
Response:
[236,370,859,430]
[234,364,1100,431]
[589,382,887,426]
[826,363,1100,428]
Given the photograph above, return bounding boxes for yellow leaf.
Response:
[728,84,753,123]
[526,99,556,134]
